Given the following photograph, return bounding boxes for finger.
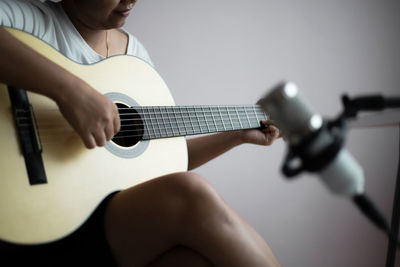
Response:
[261,119,278,126]
[256,98,264,105]
[262,121,283,138]
[268,125,280,136]
[92,130,107,147]
[261,126,278,145]
[269,127,281,142]
[114,111,121,135]
[82,133,96,149]
[105,124,114,141]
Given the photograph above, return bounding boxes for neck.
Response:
[119,105,269,141]
[61,2,108,56]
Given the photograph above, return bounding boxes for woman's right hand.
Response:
[54,78,121,149]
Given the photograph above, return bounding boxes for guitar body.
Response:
[0,29,188,244]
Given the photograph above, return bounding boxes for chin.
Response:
[108,16,127,28]
[103,19,126,29]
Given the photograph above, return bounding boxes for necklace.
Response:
[105,30,110,57]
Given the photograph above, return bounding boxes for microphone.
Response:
[260,82,398,243]
[260,81,364,196]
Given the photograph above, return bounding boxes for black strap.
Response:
[8,86,47,185]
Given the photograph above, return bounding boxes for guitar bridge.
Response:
[8,86,47,185]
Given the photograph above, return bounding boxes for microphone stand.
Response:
[387,134,400,267]
[278,93,400,266]
[265,86,400,265]
[337,95,400,267]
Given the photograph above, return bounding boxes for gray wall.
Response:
[126,1,400,266]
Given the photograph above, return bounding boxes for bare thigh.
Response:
[104,171,279,267]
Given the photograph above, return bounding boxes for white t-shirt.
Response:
[0,0,153,65]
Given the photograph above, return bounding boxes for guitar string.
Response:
[15,105,265,114]
[14,104,264,111]
[35,123,262,145]
[17,113,268,125]
[29,121,264,141]
[111,122,265,140]
[39,120,267,140]
[15,106,266,117]
[17,122,268,141]
[16,107,266,119]
[16,107,267,118]
[34,123,265,141]
[16,114,268,135]
[14,106,268,138]
[19,115,267,132]
[17,110,265,122]
[16,112,267,125]
[23,115,266,138]
[30,120,265,137]
[17,108,267,118]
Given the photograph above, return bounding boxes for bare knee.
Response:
[162,172,224,213]
[163,172,220,203]
[162,172,234,236]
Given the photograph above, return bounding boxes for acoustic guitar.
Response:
[0,28,268,245]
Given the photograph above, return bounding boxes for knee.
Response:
[164,172,232,228]
[165,172,220,208]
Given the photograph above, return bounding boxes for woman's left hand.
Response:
[237,120,282,146]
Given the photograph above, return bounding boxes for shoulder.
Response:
[0,0,60,37]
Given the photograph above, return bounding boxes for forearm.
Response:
[0,27,76,102]
[0,27,120,148]
[187,131,244,170]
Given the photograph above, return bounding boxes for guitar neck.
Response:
[132,105,268,140]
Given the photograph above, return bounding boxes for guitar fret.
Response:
[211,107,221,132]
[159,106,167,137]
[179,107,186,135]
[217,106,226,131]
[253,106,259,125]
[183,107,193,135]
[188,106,196,135]
[171,107,180,136]
[145,107,152,139]
[195,107,204,133]
[176,107,182,136]
[201,106,209,133]
[242,109,248,126]
[166,107,173,137]
[167,108,173,136]
[191,107,201,134]
[155,107,162,138]
[227,109,234,130]
[235,107,243,129]
[230,108,239,130]
[169,107,177,137]
[156,107,164,137]
[244,107,251,128]
[153,107,160,138]
[209,108,216,132]
[142,107,151,140]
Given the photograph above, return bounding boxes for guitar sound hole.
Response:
[112,103,144,147]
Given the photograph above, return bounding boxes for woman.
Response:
[0,0,281,266]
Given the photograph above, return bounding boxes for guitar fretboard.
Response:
[132,105,268,140]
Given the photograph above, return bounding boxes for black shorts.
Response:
[0,192,119,267]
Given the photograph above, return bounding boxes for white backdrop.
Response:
[126,1,400,266]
